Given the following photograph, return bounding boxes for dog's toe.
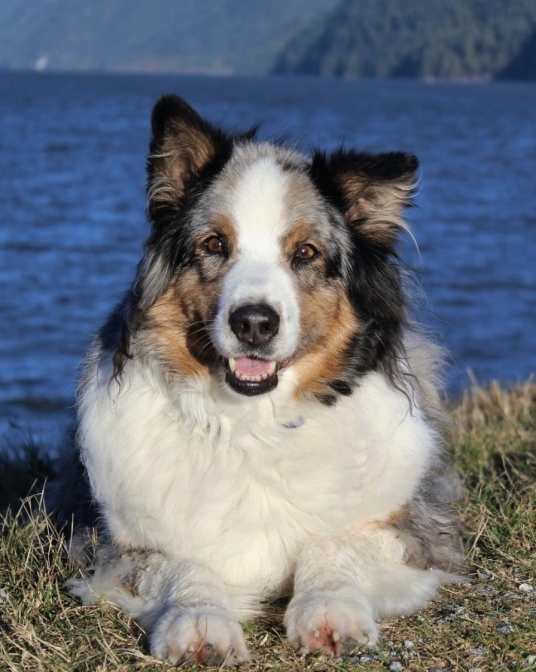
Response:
[285,592,379,656]
[151,606,249,666]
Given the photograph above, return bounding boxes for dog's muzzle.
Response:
[225,304,288,396]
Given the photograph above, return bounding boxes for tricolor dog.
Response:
[59,95,463,666]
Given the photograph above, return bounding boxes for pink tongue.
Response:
[234,358,272,376]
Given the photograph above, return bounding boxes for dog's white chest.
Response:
[107,424,363,591]
[80,365,434,594]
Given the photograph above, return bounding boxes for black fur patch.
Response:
[315,393,338,407]
[309,148,418,395]
[310,149,418,201]
[327,379,353,396]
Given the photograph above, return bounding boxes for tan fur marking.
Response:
[293,286,360,400]
[149,119,218,204]
[209,213,237,251]
[146,273,220,378]
[173,119,216,174]
[366,501,464,573]
[281,222,319,258]
[121,562,148,597]
[366,505,410,530]
[338,172,415,245]
[338,172,368,203]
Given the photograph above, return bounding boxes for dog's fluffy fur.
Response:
[57,95,463,666]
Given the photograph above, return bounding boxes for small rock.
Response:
[475,586,495,596]
[470,648,490,656]
[478,570,492,581]
[349,653,377,664]
[519,583,534,593]
[526,655,536,665]
[389,663,404,672]
[361,654,378,663]
[496,624,514,634]
[403,640,414,649]
[502,592,521,600]
[359,653,376,663]
[468,668,483,672]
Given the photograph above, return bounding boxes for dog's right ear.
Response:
[147,95,232,216]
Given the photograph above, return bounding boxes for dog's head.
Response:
[120,95,418,403]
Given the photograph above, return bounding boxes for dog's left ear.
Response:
[311,150,419,245]
[147,94,233,217]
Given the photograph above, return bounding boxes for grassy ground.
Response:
[1,381,535,672]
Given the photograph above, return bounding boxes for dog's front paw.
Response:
[284,592,379,656]
[150,605,250,666]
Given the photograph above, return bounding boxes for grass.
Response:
[1,381,535,672]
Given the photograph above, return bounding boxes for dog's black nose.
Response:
[229,304,280,346]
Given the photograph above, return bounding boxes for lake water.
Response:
[1,71,535,445]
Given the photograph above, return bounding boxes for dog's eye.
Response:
[204,236,225,255]
[295,244,318,261]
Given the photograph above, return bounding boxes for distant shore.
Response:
[1,66,530,84]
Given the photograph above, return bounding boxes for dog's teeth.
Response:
[230,360,276,383]
[313,630,320,639]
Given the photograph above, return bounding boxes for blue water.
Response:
[1,71,535,444]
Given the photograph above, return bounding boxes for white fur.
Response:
[212,157,301,361]
[79,353,440,611]
[69,551,249,666]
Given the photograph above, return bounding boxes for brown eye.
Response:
[204,236,224,255]
[295,243,317,261]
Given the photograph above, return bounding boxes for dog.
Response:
[58,94,463,666]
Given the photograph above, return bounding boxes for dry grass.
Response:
[1,382,535,672]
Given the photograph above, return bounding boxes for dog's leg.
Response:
[284,528,445,656]
[69,545,249,666]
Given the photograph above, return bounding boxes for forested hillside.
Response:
[498,28,536,80]
[1,0,535,79]
[274,0,536,80]
[0,0,329,74]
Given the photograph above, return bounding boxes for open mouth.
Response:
[225,356,292,396]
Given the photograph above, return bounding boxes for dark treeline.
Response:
[273,0,536,80]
